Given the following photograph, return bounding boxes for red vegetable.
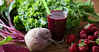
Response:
[66,34,76,43]
[84,39,90,44]
[69,43,78,52]
[84,23,96,33]
[0,46,4,52]
[93,31,99,39]
[89,42,97,49]
[79,45,89,52]
[80,34,87,39]
[78,39,84,44]
[88,35,94,41]
[94,27,98,31]
[80,29,87,35]
[2,44,30,52]
[92,46,99,52]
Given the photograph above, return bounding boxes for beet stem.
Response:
[0,13,8,24]
[0,19,8,32]
[0,19,6,26]
[12,39,25,42]
[0,24,25,37]
[8,13,15,29]
[0,29,14,36]
[0,32,7,38]
[10,29,25,37]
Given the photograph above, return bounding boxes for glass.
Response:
[47,7,69,41]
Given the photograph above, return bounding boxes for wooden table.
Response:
[1,0,99,52]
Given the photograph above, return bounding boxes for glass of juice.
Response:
[47,7,69,41]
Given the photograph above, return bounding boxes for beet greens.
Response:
[0,0,25,43]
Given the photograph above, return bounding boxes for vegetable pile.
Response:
[68,23,99,52]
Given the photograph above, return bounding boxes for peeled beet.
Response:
[1,44,30,52]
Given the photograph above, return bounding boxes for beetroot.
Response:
[0,46,4,52]
[1,44,30,52]
[12,47,30,52]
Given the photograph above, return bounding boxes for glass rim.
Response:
[46,7,69,15]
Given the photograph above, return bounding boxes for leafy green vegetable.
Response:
[0,36,13,45]
[13,0,98,31]
[8,1,16,13]
[0,0,7,13]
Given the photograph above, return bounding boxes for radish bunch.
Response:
[68,23,99,52]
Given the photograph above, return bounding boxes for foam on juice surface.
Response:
[50,12,67,19]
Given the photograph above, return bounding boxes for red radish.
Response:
[94,27,98,31]
[92,46,99,52]
[84,39,90,44]
[84,23,96,33]
[78,39,84,44]
[80,29,87,35]
[89,42,97,49]
[78,39,89,52]
[66,34,76,43]
[88,35,94,41]
[93,31,99,39]
[1,44,30,52]
[80,34,87,39]
[69,43,78,52]
[79,45,89,52]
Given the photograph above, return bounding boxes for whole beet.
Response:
[25,28,51,51]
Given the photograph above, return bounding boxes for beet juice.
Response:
[47,10,68,41]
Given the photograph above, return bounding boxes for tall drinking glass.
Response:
[47,7,69,41]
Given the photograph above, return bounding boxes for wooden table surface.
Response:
[0,0,99,52]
